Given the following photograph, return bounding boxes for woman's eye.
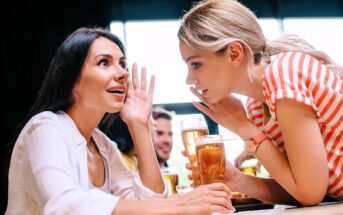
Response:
[191,62,201,70]
[99,59,109,67]
[119,61,127,70]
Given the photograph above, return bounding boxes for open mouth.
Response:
[107,86,126,97]
[160,146,171,155]
[107,89,125,94]
[201,89,208,97]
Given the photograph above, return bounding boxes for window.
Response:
[123,20,196,104]
[283,18,343,64]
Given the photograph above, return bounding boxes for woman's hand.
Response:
[190,88,252,135]
[181,150,200,184]
[182,150,241,192]
[234,151,255,169]
[121,63,155,126]
[115,183,234,215]
[173,182,235,215]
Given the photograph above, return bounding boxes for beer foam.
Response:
[181,126,207,132]
[196,136,223,145]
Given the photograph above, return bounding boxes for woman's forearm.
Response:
[229,171,298,205]
[113,199,176,215]
[127,123,164,193]
[234,108,327,206]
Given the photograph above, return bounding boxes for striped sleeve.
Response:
[246,98,264,128]
[246,98,286,153]
[262,52,321,120]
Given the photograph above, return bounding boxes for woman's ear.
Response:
[226,41,244,67]
[71,85,80,101]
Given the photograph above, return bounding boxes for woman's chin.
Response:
[207,97,220,104]
[108,104,123,113]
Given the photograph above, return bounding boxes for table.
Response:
[236,201,343,215]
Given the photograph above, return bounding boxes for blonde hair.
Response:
[178,0,343,77]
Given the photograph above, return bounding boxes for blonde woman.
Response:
[178,0,343,206]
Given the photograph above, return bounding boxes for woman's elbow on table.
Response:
[295,188,326,206]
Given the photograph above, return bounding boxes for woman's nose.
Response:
[186,71,196,85]
[114,67,129,83]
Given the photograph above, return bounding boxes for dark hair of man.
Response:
[152,107,173,121]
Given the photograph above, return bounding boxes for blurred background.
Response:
[1,0,343,212]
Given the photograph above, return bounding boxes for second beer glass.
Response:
[180,116,209,187]
[161,167,179,195]
[196,135,226,184]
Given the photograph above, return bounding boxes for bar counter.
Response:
[236,201,343,214]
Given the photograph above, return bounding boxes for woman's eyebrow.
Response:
[186,55,200,63]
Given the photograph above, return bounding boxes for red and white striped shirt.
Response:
[246,52,343,198]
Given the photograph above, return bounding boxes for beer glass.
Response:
[180,116,209,187]
[161,167,179,195]
[196,134,226,184]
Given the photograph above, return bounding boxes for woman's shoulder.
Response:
[16,111,71,147]
[268,51,321,71]
[24,111,64,130]
[264,51,324,84]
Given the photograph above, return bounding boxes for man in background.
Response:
[152,107,174,169]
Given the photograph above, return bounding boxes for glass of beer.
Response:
[196,134,226,184]
[180,116,209,187]
[161,167,179,195]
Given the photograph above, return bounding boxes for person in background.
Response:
[5,27,235,215]
[102,107,174,173]
[178,0,343,206]
[152,107,175,169]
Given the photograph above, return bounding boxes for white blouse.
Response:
[6,111,167,215]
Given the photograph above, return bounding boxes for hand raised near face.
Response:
[190,87,251,134]
[120,63,155,126]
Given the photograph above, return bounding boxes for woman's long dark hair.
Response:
[99,115,134,154]
[10,27,126,164]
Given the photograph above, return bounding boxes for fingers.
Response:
[141,67,147,91]
[126,75,132,94]
[205,182,232,197]
[234,157,242,169]
[130,63,154,94]
[234,151,255,168]
[210,196,235,212]
[211,205,236,214]
[148,75,155,96]
[131,63,139,89]
[181,150,188,157]
[197,184,235,213]
[190,87,209,105]
[192,102,213,118]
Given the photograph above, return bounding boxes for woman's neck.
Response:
[66,104,103,142]
[234,62,267,102]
